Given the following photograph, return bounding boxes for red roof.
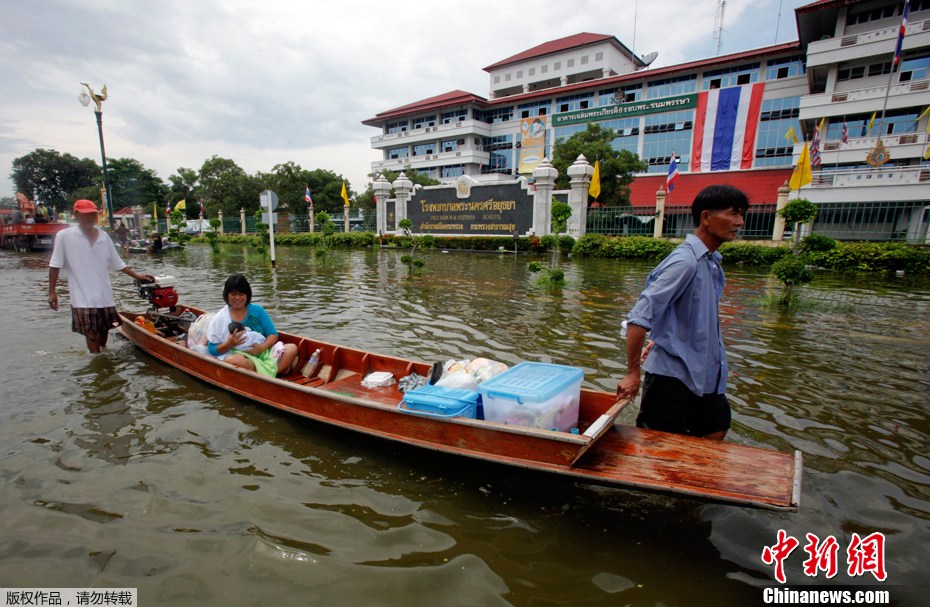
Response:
[627,168,794,208]
[114,207,135,215]
[483,33,621,71]
[362,90,488,125]
[487,41,800,107]
[794,0,858,14]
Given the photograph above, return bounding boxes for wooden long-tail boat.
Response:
[118,304,802,511]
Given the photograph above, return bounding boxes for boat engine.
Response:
[137,275,179,310]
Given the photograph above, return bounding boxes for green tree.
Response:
[266,161,312,212]
[10,148,100,214]
[106,157,167,212]
[167,167,201,209]
[356,167,441,210]
[198,156,253,217]
[551,198,572,233]
[550,124,647,204]
[779,198,818,255]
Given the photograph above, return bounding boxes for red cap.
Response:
[73,199,99,214]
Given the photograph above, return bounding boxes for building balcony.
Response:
[801,131,930,166]
[799,78,930,121]
[370,149,491,172]
[801,165,930,203]
[370,119,492,148]
[805,18,930,68]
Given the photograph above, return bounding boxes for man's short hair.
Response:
[691,185,750,226]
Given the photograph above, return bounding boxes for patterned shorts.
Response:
[71,307,122,340]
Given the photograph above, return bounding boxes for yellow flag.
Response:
[340,182,350,207]
[588,160,601,200]
[789,140,812,190]
[918,106,930,123]
[152,204,157,222]
[784,126,798,145]
[867,112,877,133]
[174,199,186,211]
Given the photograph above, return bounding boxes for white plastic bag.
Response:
[187,312,213,348]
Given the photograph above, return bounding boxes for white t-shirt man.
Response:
[49,225,127,308]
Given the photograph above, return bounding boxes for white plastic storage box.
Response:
[477,362,583,432]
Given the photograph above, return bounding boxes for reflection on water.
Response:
[0,245,927,605]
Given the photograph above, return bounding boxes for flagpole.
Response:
[874,0,910,157]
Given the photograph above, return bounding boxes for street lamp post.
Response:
[79,83,115,230]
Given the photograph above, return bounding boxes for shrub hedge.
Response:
[207,232,930,274]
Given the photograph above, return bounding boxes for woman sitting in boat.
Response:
[205,274,298,377]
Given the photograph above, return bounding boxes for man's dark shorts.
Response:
[72,307,122,341]
[635,372,731,437]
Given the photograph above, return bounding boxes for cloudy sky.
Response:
[0,0,812,199]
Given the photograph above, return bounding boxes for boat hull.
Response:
[118,308,801,511]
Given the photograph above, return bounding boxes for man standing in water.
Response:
[48,199,155,353]
[616,185,748,440]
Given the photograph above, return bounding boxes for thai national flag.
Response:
[841,119,849,144]
[893,0,910,70]
[305,187,313,204]
[690,83,765,172]
[666,153,679,192]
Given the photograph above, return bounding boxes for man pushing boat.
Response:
[617,185,748,441]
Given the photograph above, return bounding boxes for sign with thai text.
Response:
[552,93,697,127]
[408,183,533,235]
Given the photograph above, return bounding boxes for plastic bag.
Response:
[187,312,213,348]
[435,358,507,391]
[361,371,395,389]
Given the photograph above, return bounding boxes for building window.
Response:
[386,146,408,160]
[596,52,604,61]
[412,115,436,129]
[554,61,561,71]
[505,73,511,81]
[567,59,575,68]
[899,54,930,82]
[765,56,805,80]
[541,65,548,74]
[441,109,468,124]
[555,92,594,113]
[581,55,589,65]
[647,74,697,98]
[701,63,759,90]
[485,107,514,123]
[528,67,535,76]
[643,110,694,172]
[494,76,500,84]
[386,121,407,134]
[516,70,523,79]
[755,97,800,167]
[846,3,898,26]
[413,143,436,156]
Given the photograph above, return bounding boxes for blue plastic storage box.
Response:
[477,362,583,432]
[400,384,480,419]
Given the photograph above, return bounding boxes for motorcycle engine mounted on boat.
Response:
[137,275,179,310]
[135,276,194,337]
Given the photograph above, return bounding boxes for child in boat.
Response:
[227,321,270,351]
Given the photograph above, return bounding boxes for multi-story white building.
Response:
[363,0,930,241]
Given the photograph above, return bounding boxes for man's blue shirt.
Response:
[627,234,727,396]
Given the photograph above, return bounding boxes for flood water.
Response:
[0,244,927,606]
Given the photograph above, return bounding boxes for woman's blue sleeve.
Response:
[251,304,278,336]
[207,341,221,357]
